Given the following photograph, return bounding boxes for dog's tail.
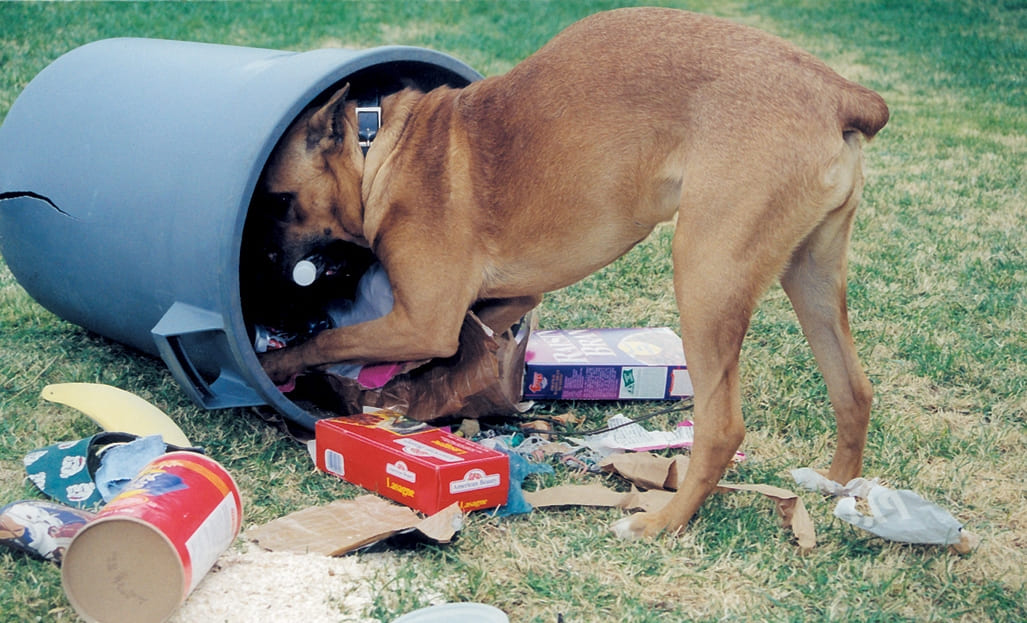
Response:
[838,83,890,140]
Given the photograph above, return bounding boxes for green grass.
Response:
[2,1,1026,621]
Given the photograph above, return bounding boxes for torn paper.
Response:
[599,453,690,491]
[591,414,694,451]
[581,414,745,461]
[527,453,816,549]
[791,468,976,553]
[247,495,462,556]
[523,484,673,512]
[717,483,816,551]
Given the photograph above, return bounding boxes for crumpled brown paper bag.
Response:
[292,311,534,423]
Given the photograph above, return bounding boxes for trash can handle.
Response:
[151,302,266,409]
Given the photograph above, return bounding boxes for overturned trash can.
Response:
[0,38,486,430]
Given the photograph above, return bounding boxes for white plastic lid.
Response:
[292,259,318,286]
[392,603,509,623]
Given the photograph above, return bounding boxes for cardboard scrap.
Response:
[716,483,816,551]
[523,484,673,512]
[247,495,462,556]
[527,452,816,550]
[598,453,690,491]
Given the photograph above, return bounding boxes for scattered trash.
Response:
[4,354,977,623]
[714,483,816,551]
[23,435,111,509]
[599,452,691,491]
[0,500,94,562]
[40,382,193,447]
[523,483,673,512]
[92,434,179,502]
[791,468,978,554]
[523,453,816,550]
[589,413,695,452]
[474,409,728,477]
[247,495,462,556]
[253,317,334,354]
[62,452,242,623]
[523,327,692,400]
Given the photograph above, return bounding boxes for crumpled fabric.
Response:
[493,447,554,517]
[94,434,168,502]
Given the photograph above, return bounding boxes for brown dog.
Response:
[258,7,888,538]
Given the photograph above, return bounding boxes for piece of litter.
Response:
[492,447,554,517]
[580,414,746,461]
[590,414,694,451]
[791,467,974,552]
[247,495,462,556]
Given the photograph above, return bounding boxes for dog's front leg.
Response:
[259,304,470,385]
[260,252,481,384]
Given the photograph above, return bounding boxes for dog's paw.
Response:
[610,512,667,540]
[610,516,646,540]
[258,350,300,387]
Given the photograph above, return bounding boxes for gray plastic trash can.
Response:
[0,38,481,429]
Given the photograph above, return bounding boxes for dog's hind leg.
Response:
[780,140,873,483]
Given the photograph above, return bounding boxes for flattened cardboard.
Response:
[523,327,693,400]
[523,484,673,512]
[315,412,509,515]
[247,495,462,556]
[717,483,816,551]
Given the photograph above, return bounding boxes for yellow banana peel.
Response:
[40,383,192,447]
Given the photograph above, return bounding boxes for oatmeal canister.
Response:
[61,452,242,623]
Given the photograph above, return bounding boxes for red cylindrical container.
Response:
[61,451,243,623]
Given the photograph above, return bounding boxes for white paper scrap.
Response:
[791,468,964,546]
[593,414,694,452]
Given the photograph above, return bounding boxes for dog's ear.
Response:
[307,83,351,146]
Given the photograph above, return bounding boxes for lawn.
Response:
[1,1,1025,621]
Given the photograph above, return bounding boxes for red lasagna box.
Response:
[314,411,509,515]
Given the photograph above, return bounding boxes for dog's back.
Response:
[493,8,888,137]
[428,7,889,294]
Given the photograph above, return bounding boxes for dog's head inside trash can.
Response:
[0,38,517,430]
[239,86,535,427]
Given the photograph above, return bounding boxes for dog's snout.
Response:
[267,192,294,221]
